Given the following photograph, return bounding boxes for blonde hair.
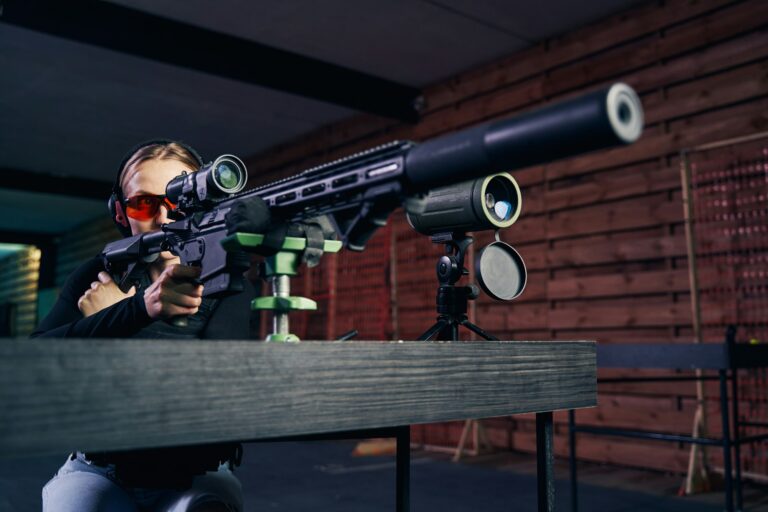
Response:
[119,142,200,191]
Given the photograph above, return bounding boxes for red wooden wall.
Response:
[245,0,768,475]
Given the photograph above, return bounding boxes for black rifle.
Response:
[102,83,644,299]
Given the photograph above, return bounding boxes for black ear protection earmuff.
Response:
[107,139,204,237]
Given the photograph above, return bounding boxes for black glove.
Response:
[225,196,271,235]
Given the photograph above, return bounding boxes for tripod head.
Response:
[418,231,527,341]
[433,231,480,315]
[433,232,476,287]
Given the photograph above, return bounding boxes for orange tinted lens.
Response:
[125,195,162,220]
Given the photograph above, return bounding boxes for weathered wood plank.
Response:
[542,162,679,214]
[549,302,693,329]
[624,28,768,94]
[0,339,595,458]
[547,192,684,240]
[475,302,551,331]
[547,269,691,299]
[547,231,688,268]
[643,60,768,125]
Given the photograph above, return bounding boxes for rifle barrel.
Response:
[404,83,643,189]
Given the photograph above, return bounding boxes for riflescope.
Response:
[406,172,521,235]
[166,154,248,212]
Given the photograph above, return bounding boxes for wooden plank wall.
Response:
[243,0,768,474]
[0,247,40,337]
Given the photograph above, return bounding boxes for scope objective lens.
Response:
[216,163,239,190]
[209,155,247,195]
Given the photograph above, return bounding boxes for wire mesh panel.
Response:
[687,133,768,477]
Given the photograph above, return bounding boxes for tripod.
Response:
[417,233,498,461]
[417,233,498,342]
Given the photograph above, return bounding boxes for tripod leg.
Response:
[418,319,449,341]
[461,320,500,341]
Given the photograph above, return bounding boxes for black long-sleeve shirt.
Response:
[31,255,260,488]
[32,256,258,339]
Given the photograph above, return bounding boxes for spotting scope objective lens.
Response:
[488,194,513,222]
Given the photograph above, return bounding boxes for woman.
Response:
[33,140,256,511]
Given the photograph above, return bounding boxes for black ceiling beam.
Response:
[0,0,423,122]
[0,168,110,200]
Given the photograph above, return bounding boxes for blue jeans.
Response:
[42,452,243,512]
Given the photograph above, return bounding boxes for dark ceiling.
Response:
[0,0,641,237]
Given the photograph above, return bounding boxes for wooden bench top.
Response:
[0,339,595,457]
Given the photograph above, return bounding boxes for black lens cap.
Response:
[475,241,527,301]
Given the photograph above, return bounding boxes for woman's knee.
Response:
[161,466,243,512]
[42,471,137,512]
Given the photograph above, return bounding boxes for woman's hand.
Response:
[143,264,204,320]
[77,272,136,317]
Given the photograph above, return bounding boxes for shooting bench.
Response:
[1,339,596,510]
[567,337,768,512]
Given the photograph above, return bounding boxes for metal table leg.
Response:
[569,410,578,512]
[396,425,410,512]
[719,370,734,512]
[727,327,744,512]
[731,368,744,512]
[537,412,555,512]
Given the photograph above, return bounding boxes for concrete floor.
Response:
[1,441,765,511]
